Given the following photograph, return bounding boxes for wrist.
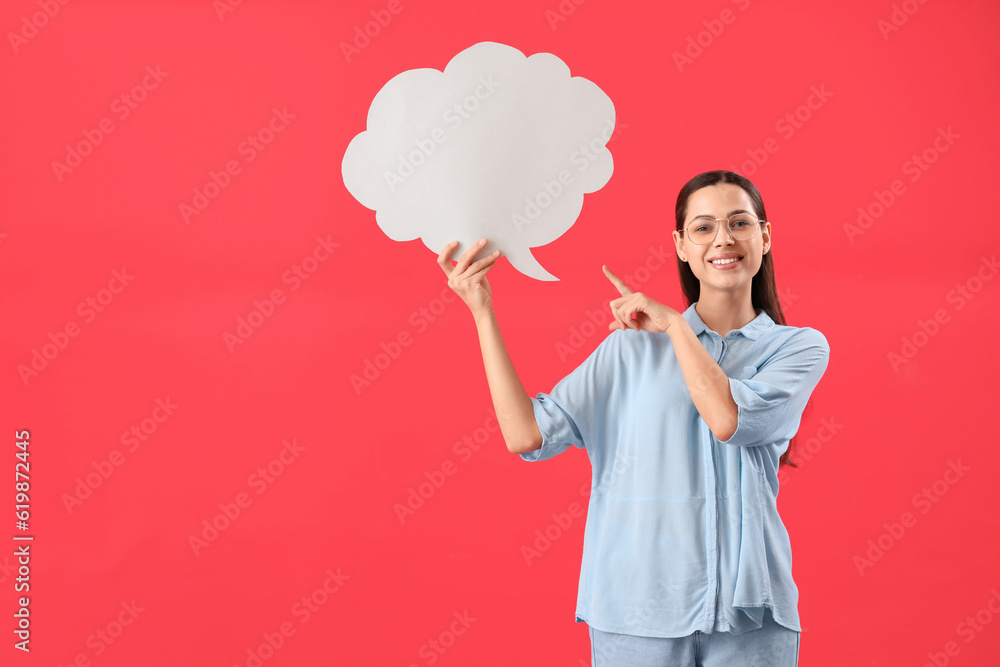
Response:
[663,312,685,335]
[473,307,496,327]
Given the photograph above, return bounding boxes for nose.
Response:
[713,222,736,246]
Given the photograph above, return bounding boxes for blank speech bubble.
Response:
[341,41,616,281]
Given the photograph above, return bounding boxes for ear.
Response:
[761,222,772,254]
[672,230,685,260]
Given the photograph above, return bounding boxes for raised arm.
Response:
[438,239,541,454]
[474,309,542,454]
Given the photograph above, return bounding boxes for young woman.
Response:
[437,170,829,666]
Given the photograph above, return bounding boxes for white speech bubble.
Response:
[341,41,616,281]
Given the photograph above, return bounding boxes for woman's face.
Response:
[672,183,771,292]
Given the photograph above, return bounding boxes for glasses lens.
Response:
[729,214,759,240]
[688,220,717,244]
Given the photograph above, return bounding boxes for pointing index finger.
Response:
[602,265,633,296]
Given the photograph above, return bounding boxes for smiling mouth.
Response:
[709,256,743,266]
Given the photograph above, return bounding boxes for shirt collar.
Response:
[681,301,774,340]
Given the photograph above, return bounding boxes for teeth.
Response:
[710,257,741,264]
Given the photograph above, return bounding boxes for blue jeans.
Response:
[588,608,800,667]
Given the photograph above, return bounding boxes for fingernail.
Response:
[479,238,486,244]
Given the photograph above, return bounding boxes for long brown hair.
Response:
[674,170,806,469]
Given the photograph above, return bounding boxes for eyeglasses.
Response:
[679,213,765,245]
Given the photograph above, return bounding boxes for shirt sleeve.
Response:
[520,329,622,462]
[718,327,830,448]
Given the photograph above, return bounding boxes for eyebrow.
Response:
[690,209,753,222]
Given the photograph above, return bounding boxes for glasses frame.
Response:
[679,214,767,245]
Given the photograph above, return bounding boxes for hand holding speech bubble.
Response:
[341,41,616,281]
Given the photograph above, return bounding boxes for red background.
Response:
[3,0,999,665]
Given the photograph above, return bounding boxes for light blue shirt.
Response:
[520,301,830,638]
